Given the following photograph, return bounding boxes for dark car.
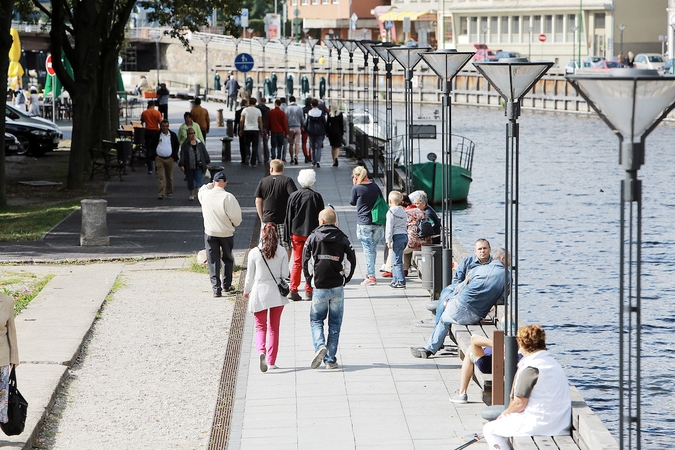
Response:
[4,132,22,155]
[5,118,61,156]
[491,51,522,61]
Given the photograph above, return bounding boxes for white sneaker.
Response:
[325,362,339,370]
[259,353,268,373]
[268,364,279,370]
[311,346,328,369]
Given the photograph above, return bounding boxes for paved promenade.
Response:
[0,99,489,449]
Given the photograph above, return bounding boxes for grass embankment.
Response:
[0,271,55,316]
[1,150,105,242]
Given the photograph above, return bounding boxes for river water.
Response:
[388,103,675,446]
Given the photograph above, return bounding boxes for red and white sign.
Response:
[538,33,547,43]
[46,54,55,76]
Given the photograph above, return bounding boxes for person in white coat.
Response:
[244,222,290,372]
[483,324,572,449]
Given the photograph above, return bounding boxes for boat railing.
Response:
[393,134,475,172]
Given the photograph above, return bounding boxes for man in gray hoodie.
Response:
[285,96,305,165]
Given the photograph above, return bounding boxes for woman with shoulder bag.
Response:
[0,281,19,426]
[178,127,210,201]
[244,223,290,372]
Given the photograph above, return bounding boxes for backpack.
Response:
[417,217,435,238]
[306,113,326,137]
[371,196,388,225]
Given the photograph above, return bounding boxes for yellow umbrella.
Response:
[8,28,24,90]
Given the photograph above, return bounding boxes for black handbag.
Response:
[260,249,290,297]
[1,367,28,436]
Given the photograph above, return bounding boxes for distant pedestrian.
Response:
[326,104,344,167]
[225,76,241,111]
[626,51,635,68]
[178,127,210,201]
[304,98,327,168]
[349,166,385,286]
[257,97,271,163]
[385,191,408,289]
[301,97,313,163]
[284,169,324,301]
[240,97,263,166]
[285,96,304,165]
[190,97,211,143]
[134,75,148,96]
[178,112,204,146]
[254,159,297,259]
[156,83,170,119]
[279,97,289,161]
[303,208,356,370]
[244,222,289,372]
[150,119,179,200]
[13,89,26,112]
[198,171,243,297]
[140,100,162,173]
[28,86,39,116]
[268,99,289,161]
[234,99,248,163]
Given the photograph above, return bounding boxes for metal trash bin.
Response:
[420,244,443,299]
[221,137,233,162]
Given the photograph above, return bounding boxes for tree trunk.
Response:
[0,0,14,207]
[98,48,121,142]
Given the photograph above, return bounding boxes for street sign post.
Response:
[234,53,255,73]
[46,54,55,76]
[384,20,394,30]
[538,33,546,42]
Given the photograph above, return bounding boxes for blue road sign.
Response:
[234,53,255,73]
[384,20,394,30]
[234,16,241,26]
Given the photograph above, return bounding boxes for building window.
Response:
[312,0,318,4]
[470,17,478,42]
[292,0,298,5]
[522,15,531,42]
[544,15,552,34]
[480,16,488,42]
[595,12,605,29]
[511,16,520,43]
[460,17,468,36]
[500,16,508,43]
[301,0,308,5]
[490,16,498,42]
[532,15,541,38]
[555,14,563,42]
[567,14,576,42]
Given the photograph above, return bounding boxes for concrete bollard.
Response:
[80,199,110,247]
[217,109,224,127]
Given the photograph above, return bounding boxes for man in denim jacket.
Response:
[410,248,510,359]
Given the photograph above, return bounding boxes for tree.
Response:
[30,0,235,191]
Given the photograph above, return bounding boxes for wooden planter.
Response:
[142,91,157,98]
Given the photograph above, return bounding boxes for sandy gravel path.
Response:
[41,268,235,449]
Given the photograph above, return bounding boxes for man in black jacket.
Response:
[285,168,324,301]
[303,208,356,370]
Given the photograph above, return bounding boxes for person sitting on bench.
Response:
[410,248,510,359]
[482,324,571,450]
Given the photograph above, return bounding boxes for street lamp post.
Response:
[386,46,431,193]
[618,24,626,66]
[571,26,579,65]
[233,37,242,54]
[482,26,488,46]
[420,50,475,287]
[257,37,270,89]
[473,58,553,405]
[372,43,398,194]
[307,37,319,97]
[363,40,383,179]
[279,37,293,97]
[527,26,533,60]
[354,40,372,165]
[332,38,344,98]
[566,68,675,450]
[340,40,358,147]
[151,29,162,86]
[199,34,213,98]
[324,37,335,98]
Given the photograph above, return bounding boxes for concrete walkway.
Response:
[0,99,489,448]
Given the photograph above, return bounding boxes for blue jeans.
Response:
[425,296,482,353]
[310,286,344,364]
[186,168,204,191]
[356,224,384,278]
[435,284,456,324]
[392,234,408,284]
[309,135,324,163]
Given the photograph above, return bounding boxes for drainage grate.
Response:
[208,220,261,449]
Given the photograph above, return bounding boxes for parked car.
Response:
[593,60,622,70]
[659,58,675,74]
[5,118,61,156]
[472,43,499,62]
[633,53,665,70]
[582,56,605,68]
[491,51,522,61]
[4,132,22,155]
[565,60,580,74]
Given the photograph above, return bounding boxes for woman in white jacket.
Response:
[244,222,289,372]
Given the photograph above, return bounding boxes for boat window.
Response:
[409,124,436,139]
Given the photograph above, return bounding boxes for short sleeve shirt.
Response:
[513,366,539,398]
[141,109,162,130]
[242,106,262,131]
[254,175,298,223]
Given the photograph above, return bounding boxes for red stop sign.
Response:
[538,33,546,43]
[46,54,55,76]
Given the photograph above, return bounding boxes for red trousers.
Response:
[290,234,312,294]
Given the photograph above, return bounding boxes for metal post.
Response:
[151,30,162,86]
[385,60,393,194]
[619,24,626,66]
[441,79,452,287]
[200,35,213,98]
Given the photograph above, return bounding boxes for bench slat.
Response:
[512,436,540,450]
[532,436,559,448]
[553,435,581,450]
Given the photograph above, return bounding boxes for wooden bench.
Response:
[89,141,125,181]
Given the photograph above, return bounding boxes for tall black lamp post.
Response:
[386,46,431,193]
[473,57,553,405]
[567,68,675,450]
[420,50,474,287]
[324,38,335,98]
[340,39,359,147]
[354,40,372,165]
[307,37,319,97]
[618,24,626,66]
[279,37,293,97]
[150,29,162,86]
[332,38,344,98]
[200,34,213,97]
[371,43,398,194]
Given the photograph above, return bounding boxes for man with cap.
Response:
[198,171,243,297]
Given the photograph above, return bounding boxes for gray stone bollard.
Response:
[80,199,110,246]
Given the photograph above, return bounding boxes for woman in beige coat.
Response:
[0,289,19,424]
[244,223,289,372]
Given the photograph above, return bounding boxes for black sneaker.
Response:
[294,157,298,165]
[333,159,338,167]
[213,290,222,298]
[288,290,302,301]
[316,163,320,168]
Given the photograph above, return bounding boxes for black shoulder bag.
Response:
[260,249,290,297]
[1,367,28,436]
